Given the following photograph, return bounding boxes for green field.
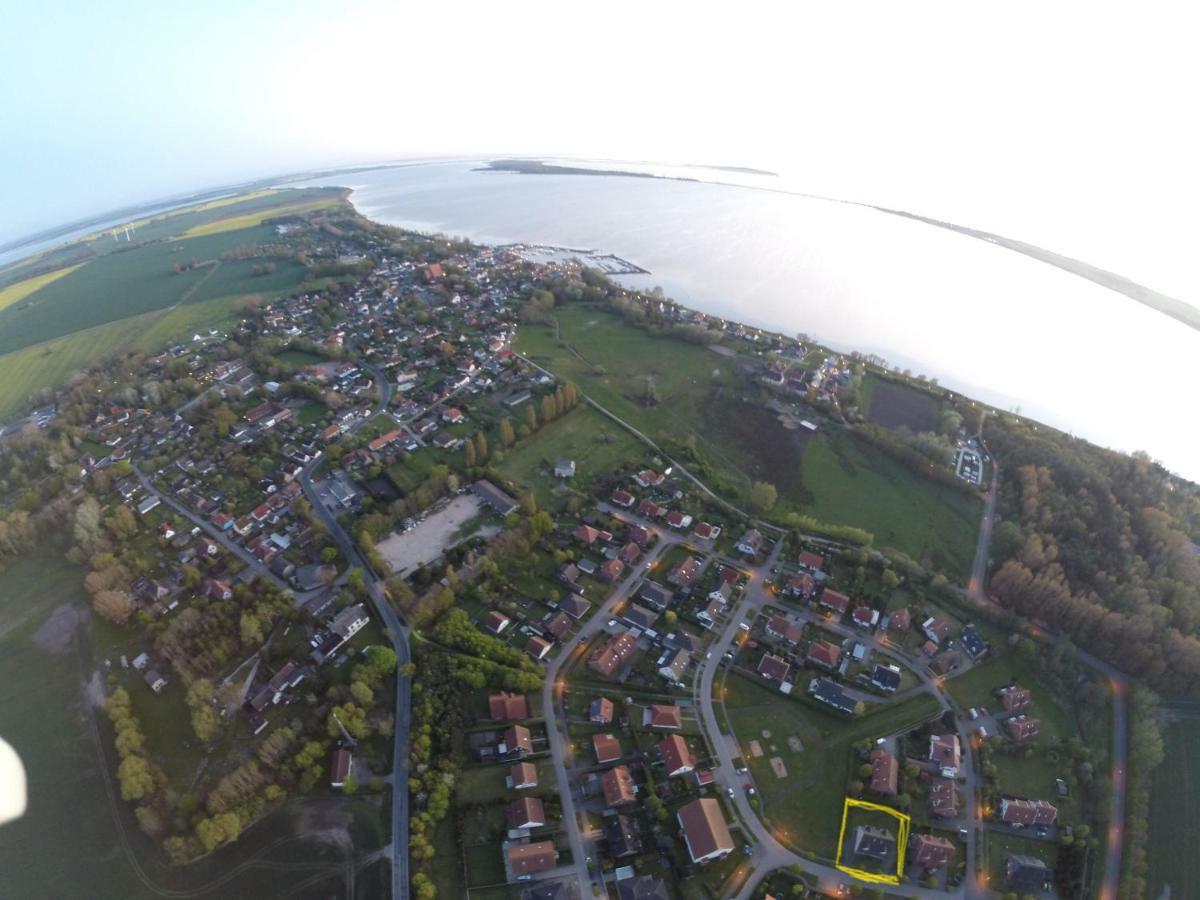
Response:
[800,431,979,578]
[494,404,648,506]
[1148,713,1200,898]
[0,291,251,419]
[720,670,939,859]
[862,373,942,433]
[516,306,980,579]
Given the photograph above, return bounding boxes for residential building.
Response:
[643,704,682,729]
[507,796,546,830]
[1007,715,1041,743]
[758,653,791,682]
[1005,855,1050,893]
[604,814,644,859]
[929,777,958,818]
[593,733,623,765]
[808,677,856,714]
[510,762,538,790]
[999,798,1058,827]
[853,825,896,861]
[999,685,1031,713]
[819,588,851,616]
[659,734,696,777]
[506,841,558,879]
[489,692,529,721]
[869,748,898,795]
[806,640,841,670]
[589,697,614,725]
[677,798,735,864]
[602,765,636,807]
[500,725,533,759]
[911,834,955,868]
[929,734,961,774]
[589,630,637,677]
[735,528,764,555]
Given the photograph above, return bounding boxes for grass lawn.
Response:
[297,401,328,425]
[799,431,980,580]
[720,670,939,860]
[494,404,647,508]
[944,658,1077,746]
[0,262,88,312]
[1147,712,1200,899]
[429,812,466,896]
[277,348,327,368]
[463,841,507,887]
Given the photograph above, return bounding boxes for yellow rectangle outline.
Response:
[834,797,911,885]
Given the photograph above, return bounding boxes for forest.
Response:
[985,415,1200,695]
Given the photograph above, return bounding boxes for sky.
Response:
[1,1,1198,301]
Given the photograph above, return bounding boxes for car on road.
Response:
[743,844,753,855]
[726,787,735,799]
[607,619,617,628]
[744,783,756,795]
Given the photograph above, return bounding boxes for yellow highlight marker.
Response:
[834,797,911,886]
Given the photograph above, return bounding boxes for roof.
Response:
[820,588,850,613]
[616,876,669,900]
[589,697,614,723]
[758,653,791,681]
[930,733,961,768]
[807,640,841,668]
[659,734,695,775]
[593,733,623,764]
[507,796,546,829]
[799,550,825,570]
[644,704,682,729]
[889,607,912,630]
[589,631,637,677]
[601,765,636,806]
[330,748,351,783]
[1000,685,1031,711]
[471,479,519,515]
[510,762,538,788]
[506,840,557,876]
[677,797,734,863]
[502,725,533,756]
[808,677,856,714]
[928,777,958,817]
[489,692,528,721]
[869,748,898,794]
[1000,798,1057,826]
[912,833,955,867]
[484,610,511,633]
[853,825,895,860]
[526,635,552,659]
[1005,854,1049,890]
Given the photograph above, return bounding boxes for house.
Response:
[819,589,851,616]
[664,510,692,530]
[471,480,520,516]
[929,734,961,774]
[618,542,641,565]
[207,579,233,601]
[633,469,663,488]
[589,697,614,725]
[604,814,644,860]
[442,407,464,424]
[921,617,952,645]
[758,653,791,682]
[798,550,825,572]
[574,524,603,545]
[622,605,659,632]
[807,640,842,671]
[677,798,735,864]
[869,748,898,795]
[330,603,369,642]
[499,725,533,759]
[735,528,763,556]
[852,606,880,630]
[808,678,856,715]
[853,825,895,861]
[575,558,597,577]
[889,607,912,632]
[785,571,816,599]
[599,558,625,583]
[697,598,723,628]
[507,797,546,830]
[639,581,673,611]
[870,663,902,693]
[911,834,955,868]
[707,581,733,606]
[693,522,720,540]
[1005,855,1050,893]
[198,537,219,557]
[659,734,695,777]
[999,685,1031,713]
[484,611,512,635]
[658,648,690,682]
[558,564,583,594]
[593,733,623,764]
[506,841,557,879]
[526,635,552,661]
[610,489,635,508]
[143,668,167,693]
[627,524,651,547]
[667,556,701,587]
[643,704,682,729]
[929,777,958,817]
[542,611,572,640]
[999,798,1058,827]
[589,631,637,678]
[157,521,176,541]
[602,765,637,807]
[615,878,668,900]
[767,615,805,646]
[554,459,575,478]
[637,499,663,519]
[136,496,161,516]
[330,748,352,788]
[1007,715,1041,743]
[489,692,529,721]
[961,624,988,659]
[560,595,590,619]
[510,762,539,790]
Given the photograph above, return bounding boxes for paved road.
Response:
[967,463,999,601]
[299,362,413,900]
[130,464,291,591]
[540,527,684,896]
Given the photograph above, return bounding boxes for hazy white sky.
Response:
[2,2,1197,298]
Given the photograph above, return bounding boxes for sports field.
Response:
[1148,713,1200,899]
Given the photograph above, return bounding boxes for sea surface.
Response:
[303,160,1192,482]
